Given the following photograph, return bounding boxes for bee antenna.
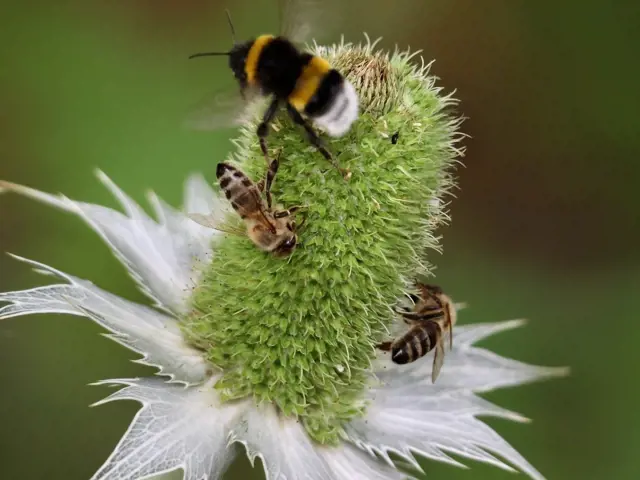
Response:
[187,9,237,60]
[225,9,237,45]
[188,51,230,59]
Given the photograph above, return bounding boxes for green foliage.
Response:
[182,38,463,444]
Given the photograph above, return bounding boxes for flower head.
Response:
[0,38,566,480]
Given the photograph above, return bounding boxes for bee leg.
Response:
[377,341,393,352]
[257,98,281,165]
[294,215,306,230]
[395,302,413,313]
[283,208,306,231]
[407,293,420,305]
[395,306,414,323]
[395,309,424,321]
[394,308,420,325]
[285,104,351,180]
[273,205,303,219]
[262,153,280,210]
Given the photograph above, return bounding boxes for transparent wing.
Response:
[187,213,246,237]
[187,213,222,229]
[431,340,446,383]
[279,0,342,45]
[183,85,263,131]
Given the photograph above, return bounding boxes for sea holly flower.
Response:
[0,38,566,480]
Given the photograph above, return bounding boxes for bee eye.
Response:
[391,131,400,144]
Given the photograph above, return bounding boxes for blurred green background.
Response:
[1,1,638,479]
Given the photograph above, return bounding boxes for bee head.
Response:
[227,41,252,87]
[269,216,297,257]
[273,233,297,258]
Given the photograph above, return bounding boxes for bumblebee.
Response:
[187,2,358,179]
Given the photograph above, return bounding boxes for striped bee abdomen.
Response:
[391,321,441,365]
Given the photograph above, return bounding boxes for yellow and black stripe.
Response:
[288,56,332,112]
[242,35,342,117]
[244,34,275,85]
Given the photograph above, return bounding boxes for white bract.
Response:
[0,172,566,480]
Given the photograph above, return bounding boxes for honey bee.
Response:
[188,153,304,257]
[378,283,457,383]
[186,1,358,179]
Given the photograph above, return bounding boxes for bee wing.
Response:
[183,85,264,131]
[187,213,246,236]
[253,208,278,234]
[431,340,446,384]
[187,213,222,229]
[279,0,342,45]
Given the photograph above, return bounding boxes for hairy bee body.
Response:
[231,34,358,137]
[379,283,457,382]
[216,162,299,257]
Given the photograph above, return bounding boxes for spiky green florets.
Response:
[182,38,464,444]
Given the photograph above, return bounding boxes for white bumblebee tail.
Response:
[314,80,359,137]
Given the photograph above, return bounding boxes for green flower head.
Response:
[183,37,464,443]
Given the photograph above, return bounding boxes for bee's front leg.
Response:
[394,309,424,322]
[273,205,303,219]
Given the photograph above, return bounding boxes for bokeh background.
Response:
[1,1,638,479]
